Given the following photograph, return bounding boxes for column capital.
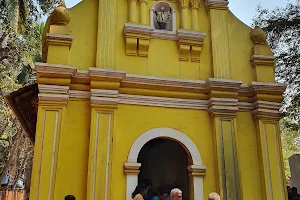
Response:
[190,0,201,9]
[139,0,148,4]
[187,165,207,176]
[124,162,141,175]
[205,0,229,9]
[179,0,189,7]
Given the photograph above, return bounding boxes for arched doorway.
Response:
[138,138,190,200]
[124,128,206,200]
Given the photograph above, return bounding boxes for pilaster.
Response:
[205,0,231,78]
[207,78,242,200]
[128,0,138,23]
[86,68,125,200]
[139,0,148,25]
[250,82,287,200]
[190,0,201,30]
[179,0,190,29]
[30,63,75,200]
[97,0,117,68]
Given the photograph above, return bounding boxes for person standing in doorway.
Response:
[132,183,148,200]
[208,192,220,200]
[170,188,182,200]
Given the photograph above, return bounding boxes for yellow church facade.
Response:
[28,0,287,199]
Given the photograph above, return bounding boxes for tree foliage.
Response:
[253,0,300,180]
[0,0,64,196]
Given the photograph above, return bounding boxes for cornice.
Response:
[90,89,119,107]
[46,33,72,46]
[177,29,206,42]
[69,90,91,99]
[122,74,207,92]
[119,94,208,110]
[249,82,286,95]
[208,98,239,115]
[206,78,242,92]
[89,67,126,82]
[205,0,229,9]
[38,93,69,104]
[124,23,154,36]
[35,63,285,115]
[251,55,275,66]
[38,84,69,94]
[36,62,76,78]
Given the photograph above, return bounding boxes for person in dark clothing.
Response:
[65,195,75,200]
[142,179,153,200]
[291,187,300,200]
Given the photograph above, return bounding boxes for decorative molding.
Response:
[178,29,206,62]
[187,165,207,174]
[251,55,275,66]
[208,98,238,115]
[90,89,119,106]
[36,62,77,78]
[69,90,91,99]
[119,94,208,110]
[177,29,206,41]
[249,82,286,95]
[38,93,69,103]
[124,162,141,175]
[38,84,69,94]
[205,0,229,9]
[123,24,206,60]
[152,29,178,40]
[89,68,126,82]
[252,100,282,119]
[206,78,242,91]
[122,74,206,91]
[237,102,254,111]
[46,33,72,47]
[72,70,90,83]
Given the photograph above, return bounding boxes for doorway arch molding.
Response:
[124,127,207,200]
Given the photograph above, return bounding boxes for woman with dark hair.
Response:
[132,183,148,200]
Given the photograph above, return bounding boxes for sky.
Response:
[64,0,295,26]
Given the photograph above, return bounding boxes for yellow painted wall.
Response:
[33,0,286,199]
[228,11,256,83]
[112,104,216,199]
[53,100,90,199]
[236,112,262,200]
[68,0,98,69]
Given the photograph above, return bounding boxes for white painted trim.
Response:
[38,84,69,94]
[35,111,47,200]
[69,90,91,99]
[193,176,204,200]
[48,112,59,200]
[105,114,112,200]
[263,123,273,199]
[119,94,208,110]
[127,127,202,164]
[46,33,73,40]
[125,128,204,200]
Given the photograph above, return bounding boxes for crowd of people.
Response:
[288,186,300,200]
[131,179,220,200]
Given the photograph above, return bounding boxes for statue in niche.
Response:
[154,7,172,30]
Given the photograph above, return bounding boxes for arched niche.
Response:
[124,128,206,200]
[150,1,176,32]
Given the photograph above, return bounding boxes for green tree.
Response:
[253,0,300,180]
[0,0,64,195]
